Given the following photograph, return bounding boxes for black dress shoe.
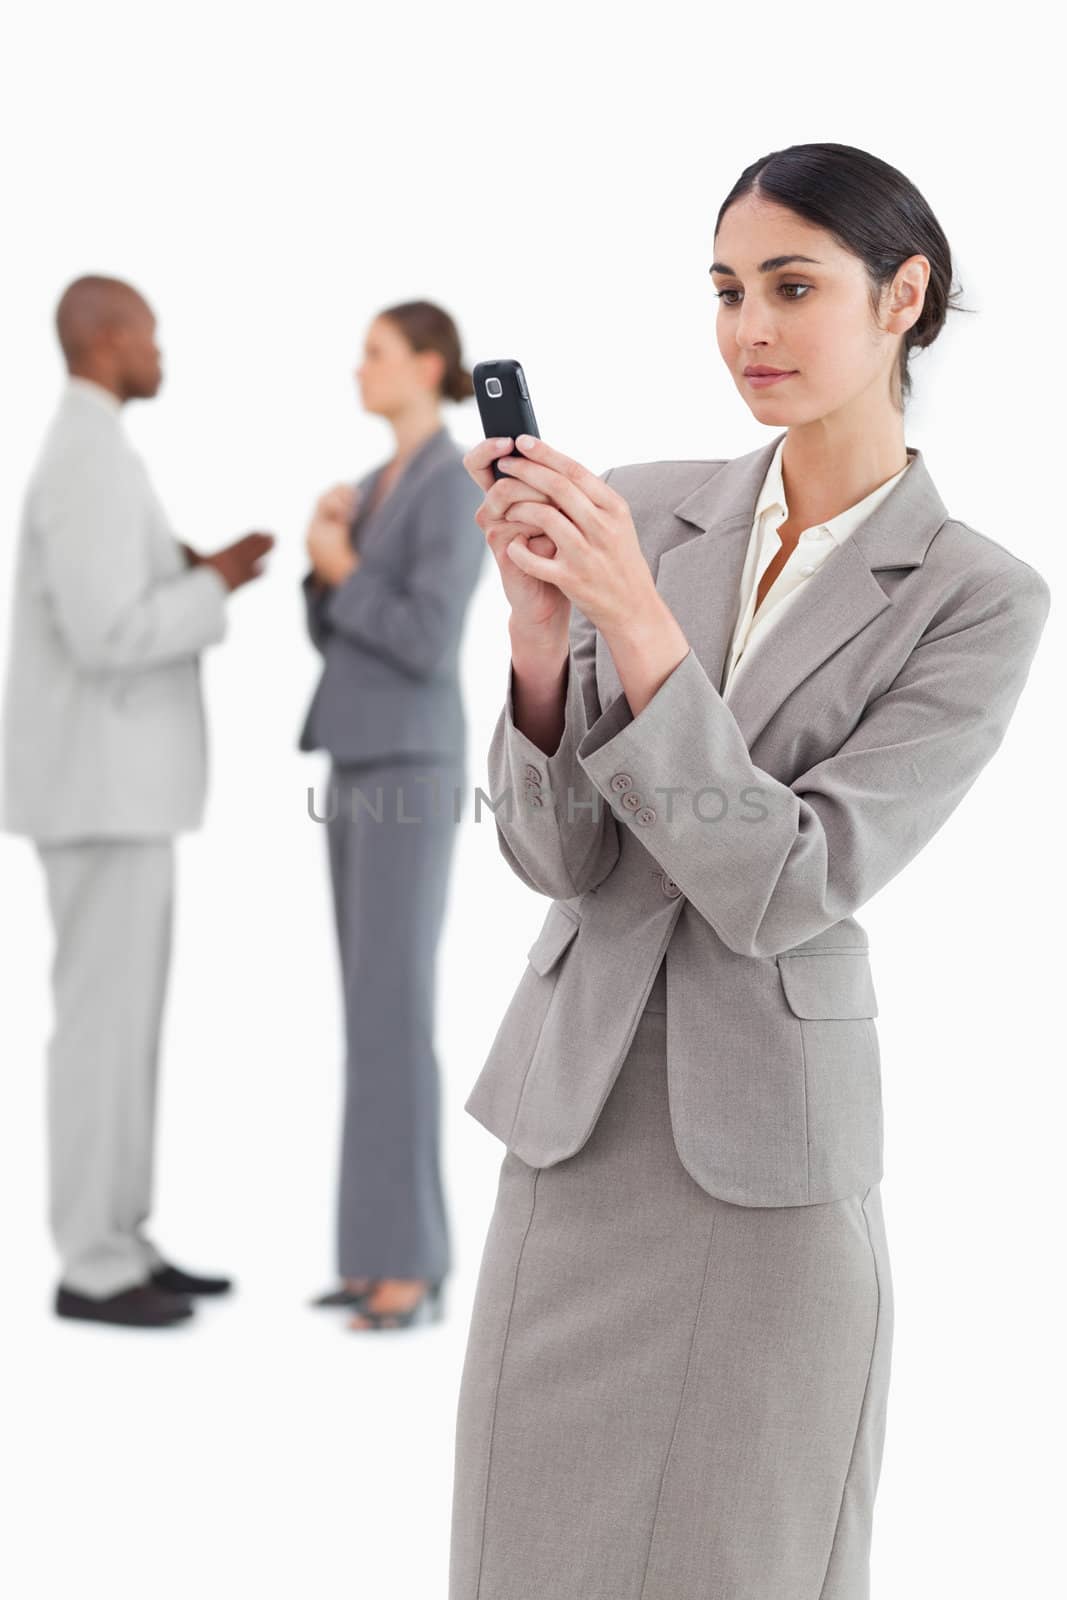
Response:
[150,1262,234,1297]
[55,1281,195,1328]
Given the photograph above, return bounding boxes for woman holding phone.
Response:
[299,301,485,1332]
[448,144,1051,1597]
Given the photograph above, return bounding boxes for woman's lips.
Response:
[745,370,797,388]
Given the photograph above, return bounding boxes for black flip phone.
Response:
[472,359,541,480]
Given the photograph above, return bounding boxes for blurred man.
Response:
[0,274,274,1328]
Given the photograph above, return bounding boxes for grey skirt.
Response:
[449,969,894,1600]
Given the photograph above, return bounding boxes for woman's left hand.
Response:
[308,528,359,586]
[497,435,661,638]
[306,483,361,586]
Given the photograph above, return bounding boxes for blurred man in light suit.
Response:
[0,275,274,1328]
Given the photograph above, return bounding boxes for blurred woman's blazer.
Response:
[299,425,485,762]
[464,430,1051,1207]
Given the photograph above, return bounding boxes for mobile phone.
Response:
[472,359,541,480]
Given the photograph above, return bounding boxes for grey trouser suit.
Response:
[298,424,486,1284]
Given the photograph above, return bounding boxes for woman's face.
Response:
[353,317,442,416]
[712,193,912,424]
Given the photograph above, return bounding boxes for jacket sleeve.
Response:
[485,467,623,900]
[36,430,229,673]
[301,569,331,652]
[571,563,1052,957]
[321,463,485,678]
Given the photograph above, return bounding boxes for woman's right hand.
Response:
[308,482,360,542]
[463,437,571,650]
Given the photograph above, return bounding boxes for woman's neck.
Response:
[780,407,909,530]
[388,410,444,468]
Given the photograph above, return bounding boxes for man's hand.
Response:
[202,532,276,592]
[306,483,361,587]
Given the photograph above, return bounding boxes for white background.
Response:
[0,4,1062,1597]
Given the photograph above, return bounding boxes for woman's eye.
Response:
[713,283,812,305]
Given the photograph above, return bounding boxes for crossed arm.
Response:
[490,561,1052,958]
[302,465,485,677]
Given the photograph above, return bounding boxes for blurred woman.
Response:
[299,301,485,1331]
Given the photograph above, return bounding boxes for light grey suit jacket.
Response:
[465,430,1052,1206]
[0,382,230,841]
[298,424,486,763]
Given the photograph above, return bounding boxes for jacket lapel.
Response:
[353,425,457,553]
[654,430,951,749]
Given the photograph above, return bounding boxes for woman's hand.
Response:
[500,435,692,719]
[467,433,689,724]
[490,435,662,639]
[463,436,572,650]
[306,483,360,586]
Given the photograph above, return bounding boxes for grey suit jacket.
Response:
[0,382,230,841]
[464,430,1052,1206]
[298,424,486,763]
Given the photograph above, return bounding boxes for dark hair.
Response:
[714,143,972,410]
[376,299,474,403]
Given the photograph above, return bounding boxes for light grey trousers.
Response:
[35,839,173,1297]
[450,998,894,1600]
[324,754,465,1283]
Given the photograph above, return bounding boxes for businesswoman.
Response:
[299,300,485,1331]
[448,144,1051,1598]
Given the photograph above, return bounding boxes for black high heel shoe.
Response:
[310,1281,379,1309]
[347,1279,445,1331]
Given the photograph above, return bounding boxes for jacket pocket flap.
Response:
[777,952,879,1019]
[527,905,580,975]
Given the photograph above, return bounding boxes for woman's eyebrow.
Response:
[709,255,823,276]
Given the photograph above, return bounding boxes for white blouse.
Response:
[721,435,912,702]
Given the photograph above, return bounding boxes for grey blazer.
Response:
[0,382,229,842]
[298,424,486,763]
[464,429,1052,1207]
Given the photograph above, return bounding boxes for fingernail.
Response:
[494,437,511,447]
[517,434,535,448]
